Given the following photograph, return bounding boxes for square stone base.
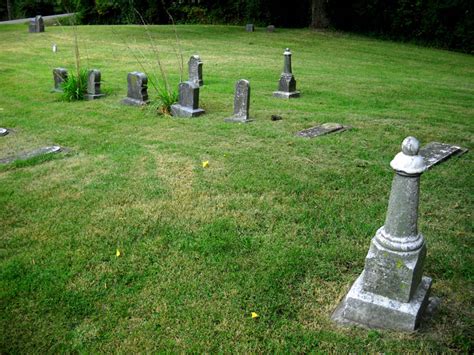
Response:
[171,104,205,118]
[224,116,253,123]
[85,93,105,101]
[332,272,432,331]
[273,91,300,99]
[121,97,149,106]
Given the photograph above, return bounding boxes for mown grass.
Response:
[0,23,473,352]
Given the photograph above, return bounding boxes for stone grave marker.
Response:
[267,25,275,32]
[0,128,9,136]
[122,72,149,106]
[53,68,68,92]
[246,24,255,32]
[85,69,105,100]
[188,55,203,87]
[332,136,433,331]
[0,146,62,164]
[29,15,45,33]
[171,81,205,118]
[273,48,300,99]
[225,79,252,123]
[419,142,467,169]
[296,123,350,138]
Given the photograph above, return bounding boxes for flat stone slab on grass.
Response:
[0,145,62,164]
[0,128,8,136]
[419,142,468,169]
[296,123,350,138]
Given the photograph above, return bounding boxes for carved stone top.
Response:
[390,136,427,175]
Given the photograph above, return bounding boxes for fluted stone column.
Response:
[332,137,432,331]
[273,48,300,99]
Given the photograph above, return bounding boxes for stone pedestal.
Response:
[225,79,252,123]
[122,72,149,106]
[85,69,105,100]
[52,68,68,92]
[188,55,203,87]
[171,81,204,118]
[332,137,432,331]
[273,48,300,99]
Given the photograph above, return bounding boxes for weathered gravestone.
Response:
[188,55,203,87]
[29,15,45,33]
[246,24,255,32]
[0,128,9,136]
[419,142,468,170]
[52,68,68,92]
[122,72,149,106]
[273,48,300,99]
[267,25,275,32]
[171,81,205,118]
[225,79,252,123]
[85,69,105,100]
[0,146,62,164]
[332,137,433,331]
[296,123,350,138]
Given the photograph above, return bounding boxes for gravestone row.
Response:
[52,68,105,100]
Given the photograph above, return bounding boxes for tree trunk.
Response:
[6,0,12,20]
[311,0,329,28]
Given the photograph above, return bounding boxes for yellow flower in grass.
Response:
[202,161,209,168]
[251,312,259,319]
[116,249,121,257]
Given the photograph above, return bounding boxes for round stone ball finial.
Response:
[390,136,426,175]
[284,48,291,55]
[401,136,420,156]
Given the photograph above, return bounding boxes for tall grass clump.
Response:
[61,68,88,101]
[117,5,183,115]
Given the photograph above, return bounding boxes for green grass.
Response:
[0,24,473,352]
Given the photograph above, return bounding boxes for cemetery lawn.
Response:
[0,24,473,353]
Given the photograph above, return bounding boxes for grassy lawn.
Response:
[0,23,473,352]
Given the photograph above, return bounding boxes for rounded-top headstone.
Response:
[390,136,426,175]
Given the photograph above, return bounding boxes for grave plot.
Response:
[419,142,468,169]
[296,123,350,138]
[0,145,63,164]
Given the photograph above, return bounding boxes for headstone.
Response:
[52,68,68,92]
[0,146,62,164]
[85,69,105,100]
[273,48,300,99]
[0,128,8,136]
[188,55,203,87]
[170,81,205,118]
[246,24,255,32]
[122,72,149,106]
[419,142,468,170]
[296,123,350,138]
[267,25,275,32]
[29,15,45,33]
[332,137,433,331]
[225,79,252,123]
[52,43,57,53]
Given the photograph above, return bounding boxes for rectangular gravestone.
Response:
[225,79,252,123]
[85,69,105,100]
[296,123,350,138]
[419,142,468,169]
[188,55,203,87]
[171,81,205,117]
[122,72,149,106]
[0,146,62,164]
[29,15,45,33]
[246,24,255,32]
[53,68,68,92]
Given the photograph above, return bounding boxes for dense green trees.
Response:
[1,0,472,53]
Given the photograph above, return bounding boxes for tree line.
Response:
[1,0,472,53]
